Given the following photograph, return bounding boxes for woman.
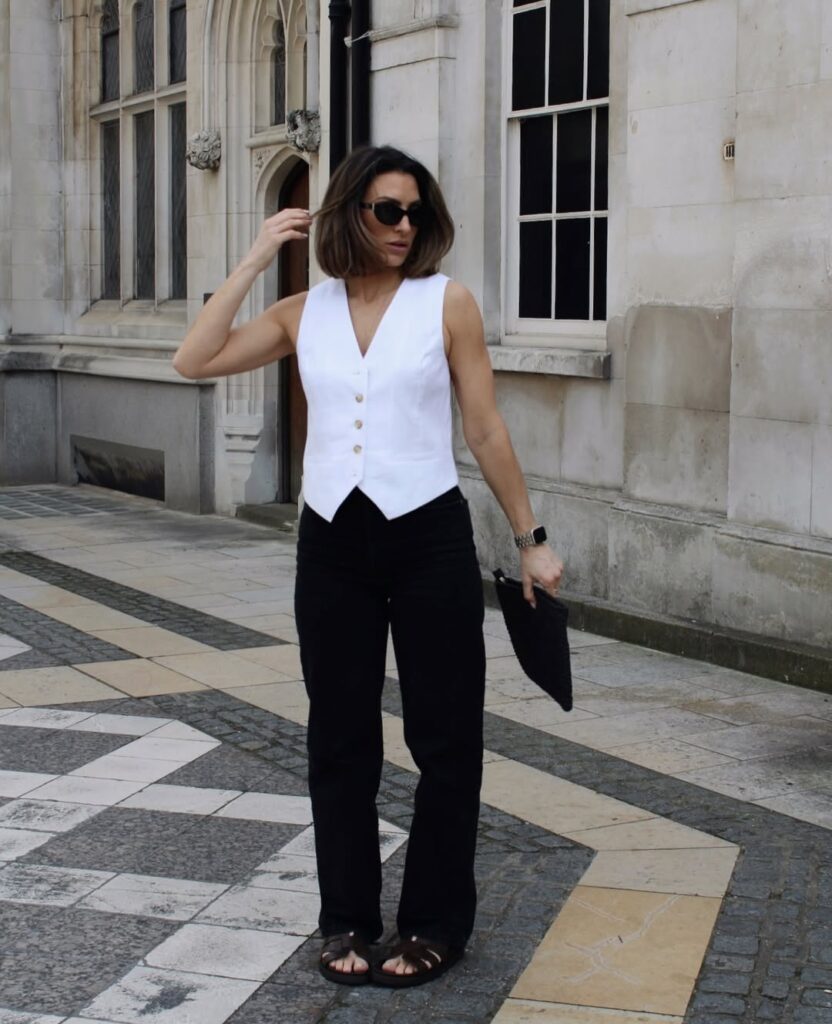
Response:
[173,146,563,988]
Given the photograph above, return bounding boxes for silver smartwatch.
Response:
[513,525,547,549]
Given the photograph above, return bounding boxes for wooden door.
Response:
[278,164,309,503]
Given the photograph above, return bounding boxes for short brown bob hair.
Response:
[314,146,454,279]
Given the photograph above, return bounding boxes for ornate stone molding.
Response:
[187,129,222,171]
[253,146,278,181]
[287,109,321,153]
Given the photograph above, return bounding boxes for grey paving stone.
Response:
[23,806,304,884]
[0,727,128,775]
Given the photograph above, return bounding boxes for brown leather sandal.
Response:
[319,931,372,986]
[371,934,464,988]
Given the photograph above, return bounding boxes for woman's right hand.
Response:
[242,207,312,274]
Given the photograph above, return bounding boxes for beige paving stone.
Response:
[0,694,21,709]
[211,601,295,619]
[36,604,146,631]
[76,660,209,697]
[681,689,832,726]
[563,817,735,852]
[0,667,125,705]
[540,709,732,752]
[682,717,832,761]
[490,696,599,729]
[682,669,787,698]
[231,644,303,677]
[607,738,736,775]
[754,789,832,829]
[231,614,300,637]
[225,681,309,722]
[154,651,287,687]
[0,568,40,587]
[88,627,213,658]
[572,681,729,718]
[482,761,654,834]
[492,999,683,1023]
[0,585,96,610]
[580,847,739,898]
[511,886,722,1016]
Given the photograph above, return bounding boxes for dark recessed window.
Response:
[510,0,610,323]
[101,0,119,102]
[169,0,187,85]
[272,18,287,125]
[134,0,154,93]
[170,103,187,300]
[135,110,155,299]
[102,120,120,299]
[512,8,546,112]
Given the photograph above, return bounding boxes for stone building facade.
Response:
[1,0,831,659]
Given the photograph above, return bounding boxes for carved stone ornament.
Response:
[253,147,277,180]
[287,110,321,153]
[186,129,222,171]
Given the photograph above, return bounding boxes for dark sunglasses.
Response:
[359,200,429,228]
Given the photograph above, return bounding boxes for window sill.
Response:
[75,300,187,341]
[488,344,611,379]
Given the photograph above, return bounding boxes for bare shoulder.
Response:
[266,289,309,345]
[443,279,481,321]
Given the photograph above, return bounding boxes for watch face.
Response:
[532,526,547,544]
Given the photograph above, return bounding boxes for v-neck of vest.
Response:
[342,276,408,362]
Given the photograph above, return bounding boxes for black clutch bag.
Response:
[492,569,573,712]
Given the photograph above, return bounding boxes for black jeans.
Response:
[294,486,486,948]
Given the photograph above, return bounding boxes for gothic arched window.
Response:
[272,16,287,126]
[134,0,155,93]
[101,0,120,102]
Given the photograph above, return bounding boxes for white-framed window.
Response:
[504,0,610,347]
[91,0,188,305]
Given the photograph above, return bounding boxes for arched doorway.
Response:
[277,161,309,503]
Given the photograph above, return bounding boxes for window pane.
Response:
[556,109,592,213]
[555,218,590,319]
[170,103,187,299]
[593,217,607,320]
[520,117,553,215]
[135,110,155,299]
[512,9,546,112]
[587,0,610,100]
[169,0,187,85]
[102,120,120,300]
[102,33,119,102]
[519,221,552,319]
[549,0,584,105]
[595,105,609,210]
[272,18,286,125]
[134,0,154,93]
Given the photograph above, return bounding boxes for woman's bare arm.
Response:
[172,207,311,380]
[445,281,563,602]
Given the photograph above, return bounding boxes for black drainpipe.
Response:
[329,1,351,173]
[350,0,371,149]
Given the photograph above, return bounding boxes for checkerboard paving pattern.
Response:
[0,709,406,1023]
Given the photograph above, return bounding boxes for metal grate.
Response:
[170,102,187,299]
[134,110,155,299]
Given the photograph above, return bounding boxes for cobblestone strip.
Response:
[0,551,283,651]
[0,486,145,518]
[54,690,593,1024]
[0,594,135,670]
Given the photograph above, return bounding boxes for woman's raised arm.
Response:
[172,207,311,380]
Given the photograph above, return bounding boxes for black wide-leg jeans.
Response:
[294,485,486,949]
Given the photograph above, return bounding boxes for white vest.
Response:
[296,273,459,522]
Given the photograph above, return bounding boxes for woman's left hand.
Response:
[520,544,564,607]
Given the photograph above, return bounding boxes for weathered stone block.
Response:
[713,529,832,647]
[493,372,565,482]
[728,416,813,533]
[738,0,823,92]
[562,379,625,490]
[626,305,732,411]
[731,308,832,425]
[811,425,832,539]
[735,81,832,200]
[625,405,729,513]
[629,0,737,109]
[734,196,832,311]
[608,504,715,620]
[628,98,735,209]
[627,204,735,307]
